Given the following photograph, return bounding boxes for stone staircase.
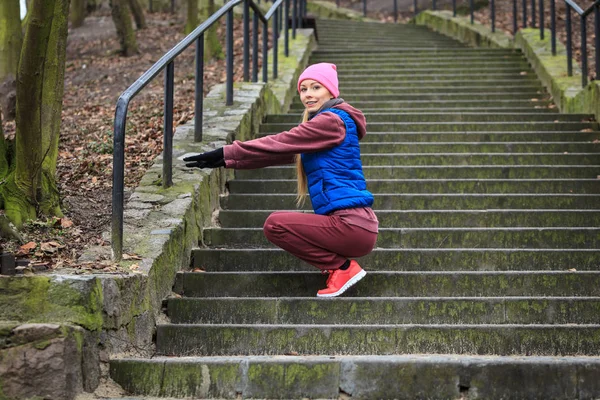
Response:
[110,20,600,399]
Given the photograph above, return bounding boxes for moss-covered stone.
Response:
[414,10,514,49]
[246,360,339,398]
[0,276,103,331]
[306,0,375,21]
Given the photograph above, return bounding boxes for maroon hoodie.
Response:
[223,102,378,233]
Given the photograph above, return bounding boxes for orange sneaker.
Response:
[317,260,366,298]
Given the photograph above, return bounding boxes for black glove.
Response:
[183,148,225,169]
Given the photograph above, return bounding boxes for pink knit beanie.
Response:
[297,63,339,98]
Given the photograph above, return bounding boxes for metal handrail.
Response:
[564,0,600,86]
[407,0,598,88]
[112,0,306,261]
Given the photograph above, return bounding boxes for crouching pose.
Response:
[184,62,378,297]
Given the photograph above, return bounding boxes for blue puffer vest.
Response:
[301,108,374,215]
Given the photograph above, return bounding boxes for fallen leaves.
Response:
[2,11,273,273]
[40,241,65,254]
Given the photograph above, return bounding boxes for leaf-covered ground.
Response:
[1,8,270,274]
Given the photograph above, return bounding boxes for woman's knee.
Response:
[263,212,286,242]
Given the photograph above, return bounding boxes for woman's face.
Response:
[299,79,333,112]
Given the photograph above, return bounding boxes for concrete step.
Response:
[312,53,526,60]
[317,43,468,48]
[356,142,596,153]
[325,65,532,73]
[235,165,600,179]
[155,323,600,356]
[202,227,600,248]
[335,78,542,86]
[289,100,554,109]
[109,355,600,400]
[221,193,600,210]
[167,296,600,325]
[311,49,521,56]
[289,106,559,113]
[227,179,600,194]
[217,209,600,228]
[282,131,600,142]
[333,73,540,81]
[191,248,600,271]
[338,87,544,95]
[175,270,600,297]
[259,121,594,132]
[265,113,586,123]
[232,152,600,167]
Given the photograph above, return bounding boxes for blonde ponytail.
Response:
[295,109,310,207]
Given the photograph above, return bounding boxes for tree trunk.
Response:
[0,113,7,180]
[110,0,139,56]
[184,0,198,34]
[200,0,222,60]
[127,0,146,29]
[3,0,69,226]
[87,0,101,13]
[0,0,23,84]
[70,0,86,27]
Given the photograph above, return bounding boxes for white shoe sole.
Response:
[316,269,367,298]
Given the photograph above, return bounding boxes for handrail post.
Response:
[470,0,474,24]
[551,0,556,54]
[539,0,544,39]
[595,4,600,80]
[491,0,495,32]
[262,21,268,82]
[112,101,127,262]
[363,0,367,17]
[292,0,297,39]
[513,0,517,34]
[522,0,527,28]
[566,5,573,76]
[243,0,250,81]
[252,12,259,82]
[453,0,456,17]
[531,0,535,28]
[394,0,398,23]
[582,15,588,86]
[163,62,174,189]
[273,9,278,79]
[414,0,418,17]
[195,35,204,142]
[284,0,290,56]
[226,9,234,105]
[432,0,436,10]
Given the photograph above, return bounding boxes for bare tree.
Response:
[110,0,139,56]
[184,0,198,34]
[0,0,22,84]
[70,0,86,27]
[128,0,147,29]
[2,0,71,226]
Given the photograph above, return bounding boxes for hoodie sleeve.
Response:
[223,111,346,169]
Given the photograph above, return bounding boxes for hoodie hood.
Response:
[332,102,367,140]
[309,99,367,140]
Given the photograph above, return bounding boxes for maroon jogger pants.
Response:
[263,211,378,271]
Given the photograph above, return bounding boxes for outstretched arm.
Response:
[224,112,345,170]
